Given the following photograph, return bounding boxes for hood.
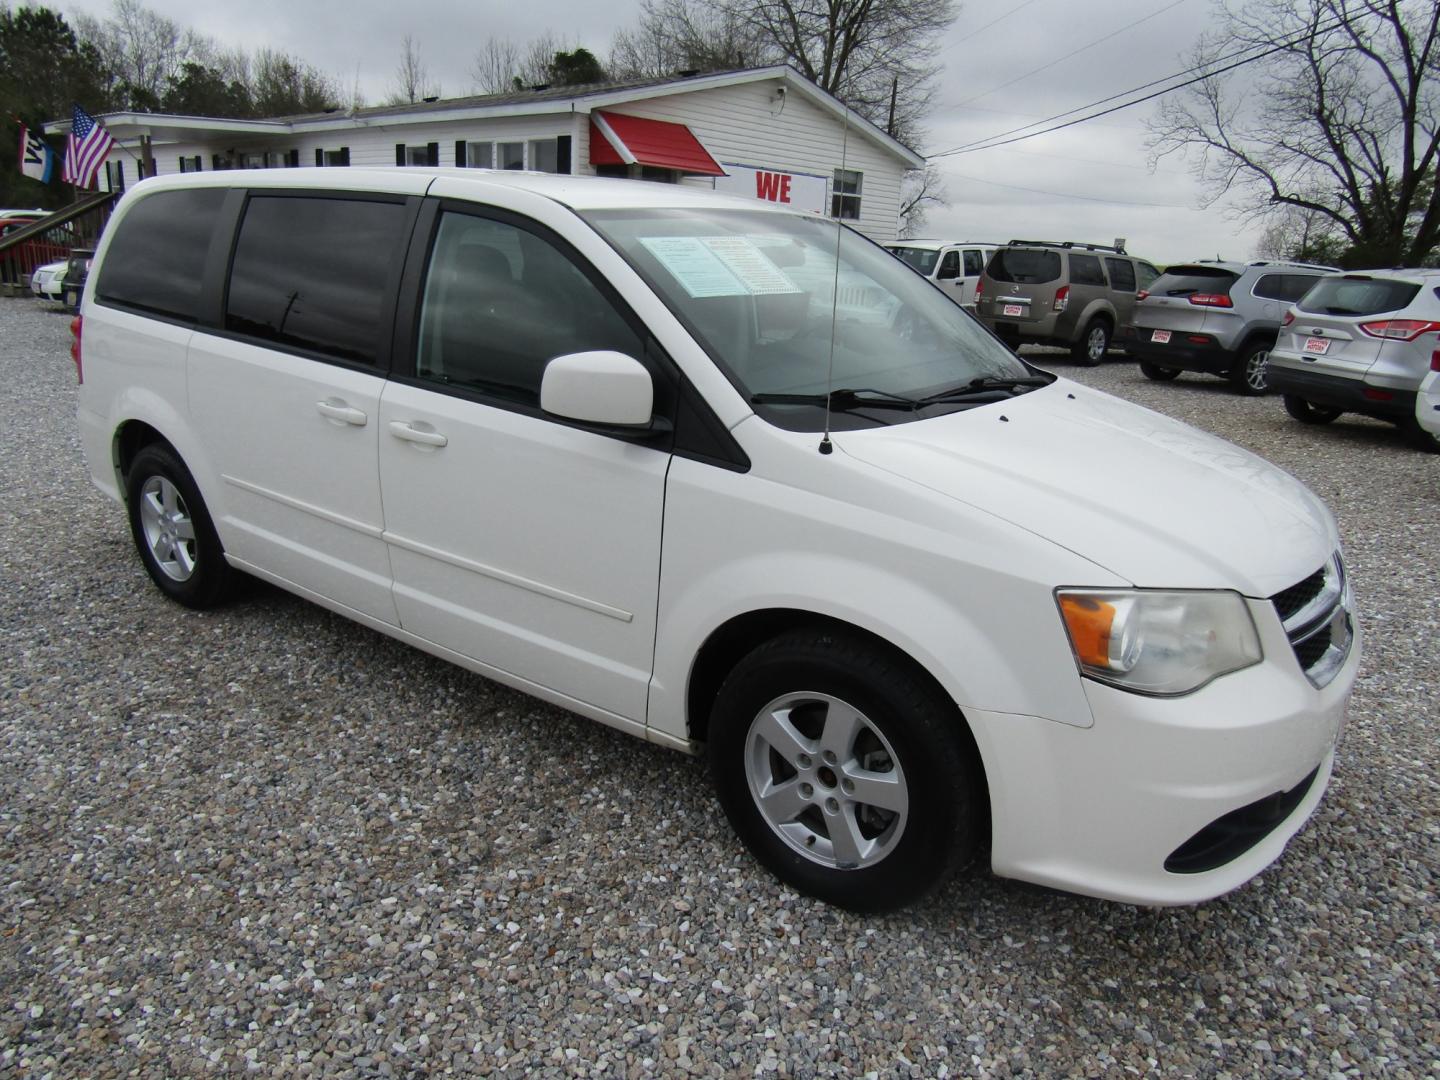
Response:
[835,380,1337,596]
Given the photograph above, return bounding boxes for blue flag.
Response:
[19,124,55,184]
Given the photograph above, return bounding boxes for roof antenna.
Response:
[819,103,851,456]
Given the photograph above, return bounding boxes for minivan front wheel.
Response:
[126,444,233,608]
[709,630,982,912]
[1072,320,1110,365]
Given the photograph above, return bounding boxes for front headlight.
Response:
[1056,589,1262,696]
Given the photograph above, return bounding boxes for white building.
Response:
[51,66,924,242]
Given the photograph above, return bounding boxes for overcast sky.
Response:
[59,0,1264,264]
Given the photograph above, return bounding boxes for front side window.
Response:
[584,207,1036,432]
[416,211,643,405]
[937,251,960,279]
[1136,262,1160,290]
[831,169,862,220]
[889,246,939,275]
[225,195,410,365]
[95,187,226,321]
[963,249,984,276]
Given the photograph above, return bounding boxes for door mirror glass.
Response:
[541,351,654,427]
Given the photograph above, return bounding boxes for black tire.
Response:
[1071,319,1110,365]
[1283,394,1342,425]
[708,629,982,912]
[1139,361,1180,382]
[125,443,233,608]
[1228,340,1274,396]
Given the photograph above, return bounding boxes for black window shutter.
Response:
[454,139,466,167]
[339,147,350,166]
[426,142,439,166]
[315,148,324,167]
[116,161,125,191]
[556,135,572,175]
[177,155,185,173]
[288,149,299,167]
[396,143,406,166]
[212,154,222,171]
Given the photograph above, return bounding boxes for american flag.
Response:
[63,105,114,189]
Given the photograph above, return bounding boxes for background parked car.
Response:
[976,240,1160,364]
[0,216,79,286]
[1417,365,1440,449]
[883,240,997,310]
[1130,260,1336,394]
[62,248,94,310]
[1267,268,1440,451]
[29,260,67,302]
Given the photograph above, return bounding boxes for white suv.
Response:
[74,170,1358,911]
[884,240,996,310]
[1269,268,1440,450]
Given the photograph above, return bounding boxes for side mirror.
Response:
[541,350,654,427]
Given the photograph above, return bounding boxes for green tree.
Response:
[162,60,253,118]
[548,48,606,86]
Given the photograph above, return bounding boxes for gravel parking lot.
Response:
[2,295,1436,1078]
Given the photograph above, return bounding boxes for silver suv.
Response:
[1130,261,1336,395]
[976,241,1160,364]
[1267,268,1440,451]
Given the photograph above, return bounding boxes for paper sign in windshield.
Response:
[640,236,800,298]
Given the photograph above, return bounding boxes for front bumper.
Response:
[1268,363,1417,420]
[964,596,1358,905]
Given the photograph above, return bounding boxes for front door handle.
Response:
[388,421,448,448]
[316,400,367,426]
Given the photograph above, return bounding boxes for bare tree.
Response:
[1254,205,1348,263]
[897,164,947,238]
[471,38,522,94]
[1148,0,1440,268]
[518,31,571,87]
[388,33,439,105]
[74,0,206,110]
[610,0,772,79]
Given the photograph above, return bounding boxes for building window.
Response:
[463,142,493,168]
[499,142,524,170]
[831,169,862,220]
[178,155,202,173]
[317,147,350,167]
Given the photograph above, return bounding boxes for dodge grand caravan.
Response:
[75,170,1357,912]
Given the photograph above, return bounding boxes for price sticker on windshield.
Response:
[1303,337,1330,354]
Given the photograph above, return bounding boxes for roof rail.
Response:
[1007,239,1127,254]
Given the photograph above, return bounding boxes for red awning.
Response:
[588,111,725,176]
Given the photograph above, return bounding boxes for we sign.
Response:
[713,164,828,215]
[755,171,792,203]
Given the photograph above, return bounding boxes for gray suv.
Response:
[1130,261,1336,395]
[977,241,1160,364]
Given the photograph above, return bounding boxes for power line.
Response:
[932,12,1349,158]
[949,0,1189,110]
[947,171,1198,209]
[941,0,1046,56]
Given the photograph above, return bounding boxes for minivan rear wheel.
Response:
[1283,395,1343,425]
[1072,320,1110,366]
[126,444,233,608]
[708,629,982,912]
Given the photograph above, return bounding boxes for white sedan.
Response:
[29,260,67,301]
[1418,366,1440,446]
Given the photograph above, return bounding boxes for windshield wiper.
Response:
[917,375,1052,404]
[750,387,921,411]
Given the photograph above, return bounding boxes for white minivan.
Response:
[74,170,1357,912]
[884,239,996,310]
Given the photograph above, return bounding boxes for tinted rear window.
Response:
[1069,253,1105,286]
[988,249,1061,284]
[1297,277,1421,317]
[1148,266,1241,298]
[225,195,410,366]
[1253,273,1321,302]
[95,188,227,321]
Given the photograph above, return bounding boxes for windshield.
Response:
[888,245,941,276]
[583,208,1036,431]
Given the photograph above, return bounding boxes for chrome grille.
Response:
[1271,554,1353,689]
